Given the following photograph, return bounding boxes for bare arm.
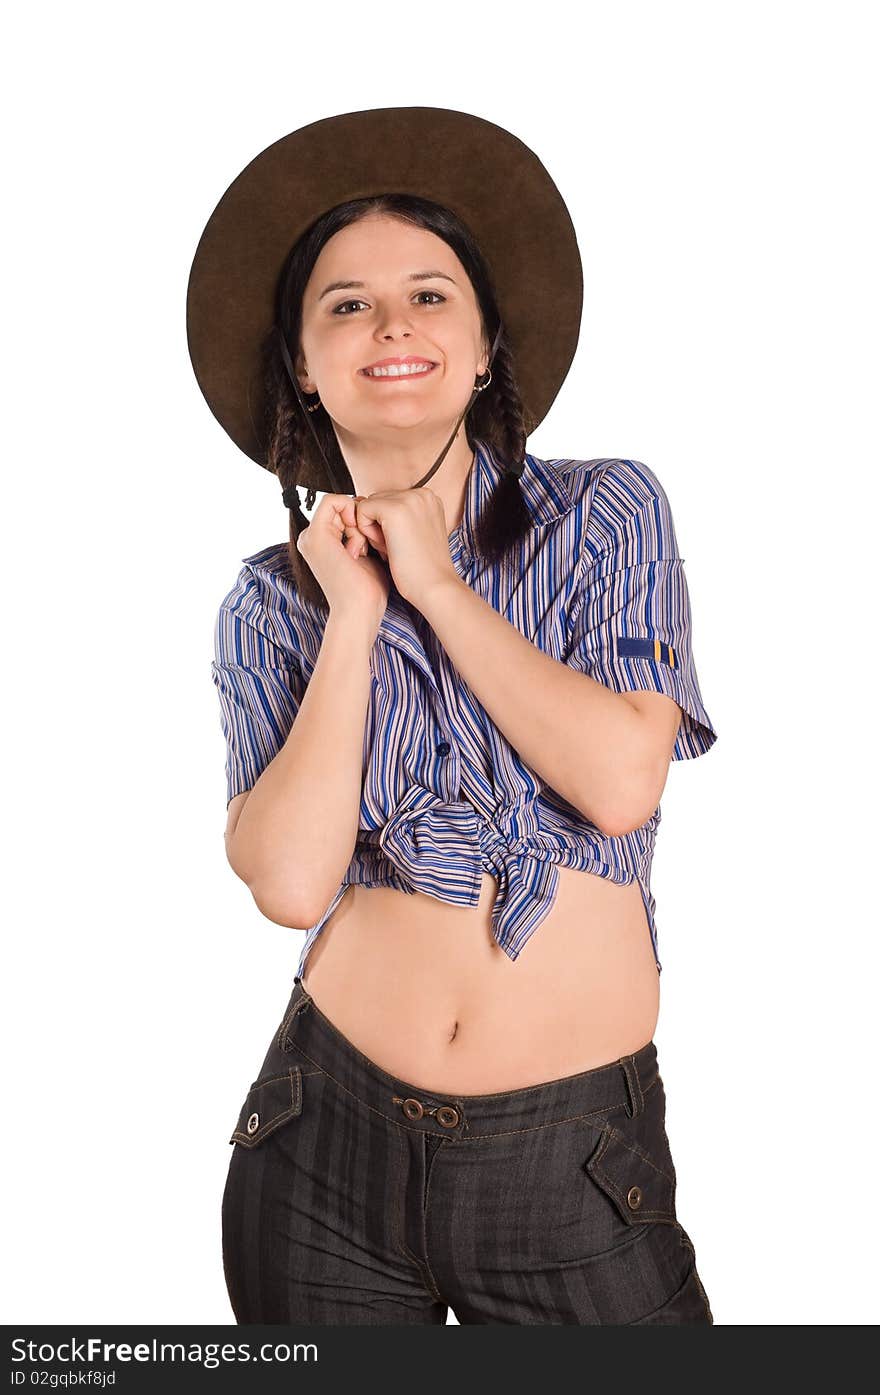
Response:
[225,612,373,927]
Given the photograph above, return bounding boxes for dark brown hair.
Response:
[257,193,534,611]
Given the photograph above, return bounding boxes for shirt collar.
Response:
[449,437,576,562]
[366,437,576,685]
[281,437,577,670]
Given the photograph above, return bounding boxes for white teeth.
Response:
[363,362,435,377]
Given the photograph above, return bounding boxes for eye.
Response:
[332,291,447,315]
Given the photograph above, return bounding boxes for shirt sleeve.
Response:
[210,563,308,807]
[564,459,718,761]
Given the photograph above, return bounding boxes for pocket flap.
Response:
[584,1121,677,1224]
[229,1066,302,1148]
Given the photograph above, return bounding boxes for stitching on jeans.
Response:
[229,1066,302,1146]
[289,1038,642,1139]
[587,1127,675,1219]
[390,1132,447,1306]
[293,1044,441,1133]
[606,1126,677,1186]
[452,1074,662,1141]
[278,1041,328,1080]
[279,1039,660,1139]
[391,1132,418,1266]
[275,994,311,1052]
[446,1061,658,1105]
[279,1039,662,1138]
[436,1062,658,1105]
[454,1070,658,1124]
[622,1056,645,1116]
[420,1139,448,1303]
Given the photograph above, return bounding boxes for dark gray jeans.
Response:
[222,976,714,1325]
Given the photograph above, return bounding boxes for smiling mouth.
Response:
[360,363,438,380]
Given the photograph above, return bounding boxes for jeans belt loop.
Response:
[279,989,311,1052]
[619,1054,645,1118]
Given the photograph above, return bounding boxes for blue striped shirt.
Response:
[211,438,718,978]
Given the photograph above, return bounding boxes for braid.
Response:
[258,325,335,612]
[469,333,533,565]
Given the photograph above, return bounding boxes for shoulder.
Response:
[550,455,671,514]
[547,455,679,559]
[214,541,312,659]
[216,542,285,616]
[219,541,306,607]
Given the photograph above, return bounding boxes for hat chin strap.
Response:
[276,320,508,497]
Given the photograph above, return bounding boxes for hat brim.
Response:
[186,105,583,482]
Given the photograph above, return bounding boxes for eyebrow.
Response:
[317,270,457,302]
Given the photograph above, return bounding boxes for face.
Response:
[295,212,489,441]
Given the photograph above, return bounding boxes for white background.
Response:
[4,0,877,1327]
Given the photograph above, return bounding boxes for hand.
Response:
[353,487,459,608]
[295,492,391,635]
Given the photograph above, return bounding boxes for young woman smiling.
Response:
[191,107,718,1325]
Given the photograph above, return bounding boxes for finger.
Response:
[353,496,380,528]
[351,500,389,559]
[354,510,386,546]
[361,526,388,560]
[328,502,366,552]
[357,518,385,546]
[342,524,369,557]
[338,497,363,532]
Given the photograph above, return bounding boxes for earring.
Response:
[475,367,492,391]
[302,375,322,412]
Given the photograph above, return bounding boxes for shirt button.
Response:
[436,741,451,755]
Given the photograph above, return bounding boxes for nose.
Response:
[377,328,412,345]
[374,304,415,340]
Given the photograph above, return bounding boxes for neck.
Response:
[335,423,477,537]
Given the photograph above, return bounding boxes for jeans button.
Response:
[436,1105,460,1128]
[627,1185,643,1210]
[401,1098,424,1120]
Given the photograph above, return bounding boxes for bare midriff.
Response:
[299,864,660,1095]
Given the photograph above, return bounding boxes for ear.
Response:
[480,333,490,375]
[292,344,313,393]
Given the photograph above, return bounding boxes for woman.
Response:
[190,107,718,1324]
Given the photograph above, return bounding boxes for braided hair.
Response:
[258,194,535,613]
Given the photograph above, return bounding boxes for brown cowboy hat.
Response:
[185,105,583,489]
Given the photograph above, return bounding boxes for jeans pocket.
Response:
[228,1065,303,1149]
[582,1076,678,1227]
